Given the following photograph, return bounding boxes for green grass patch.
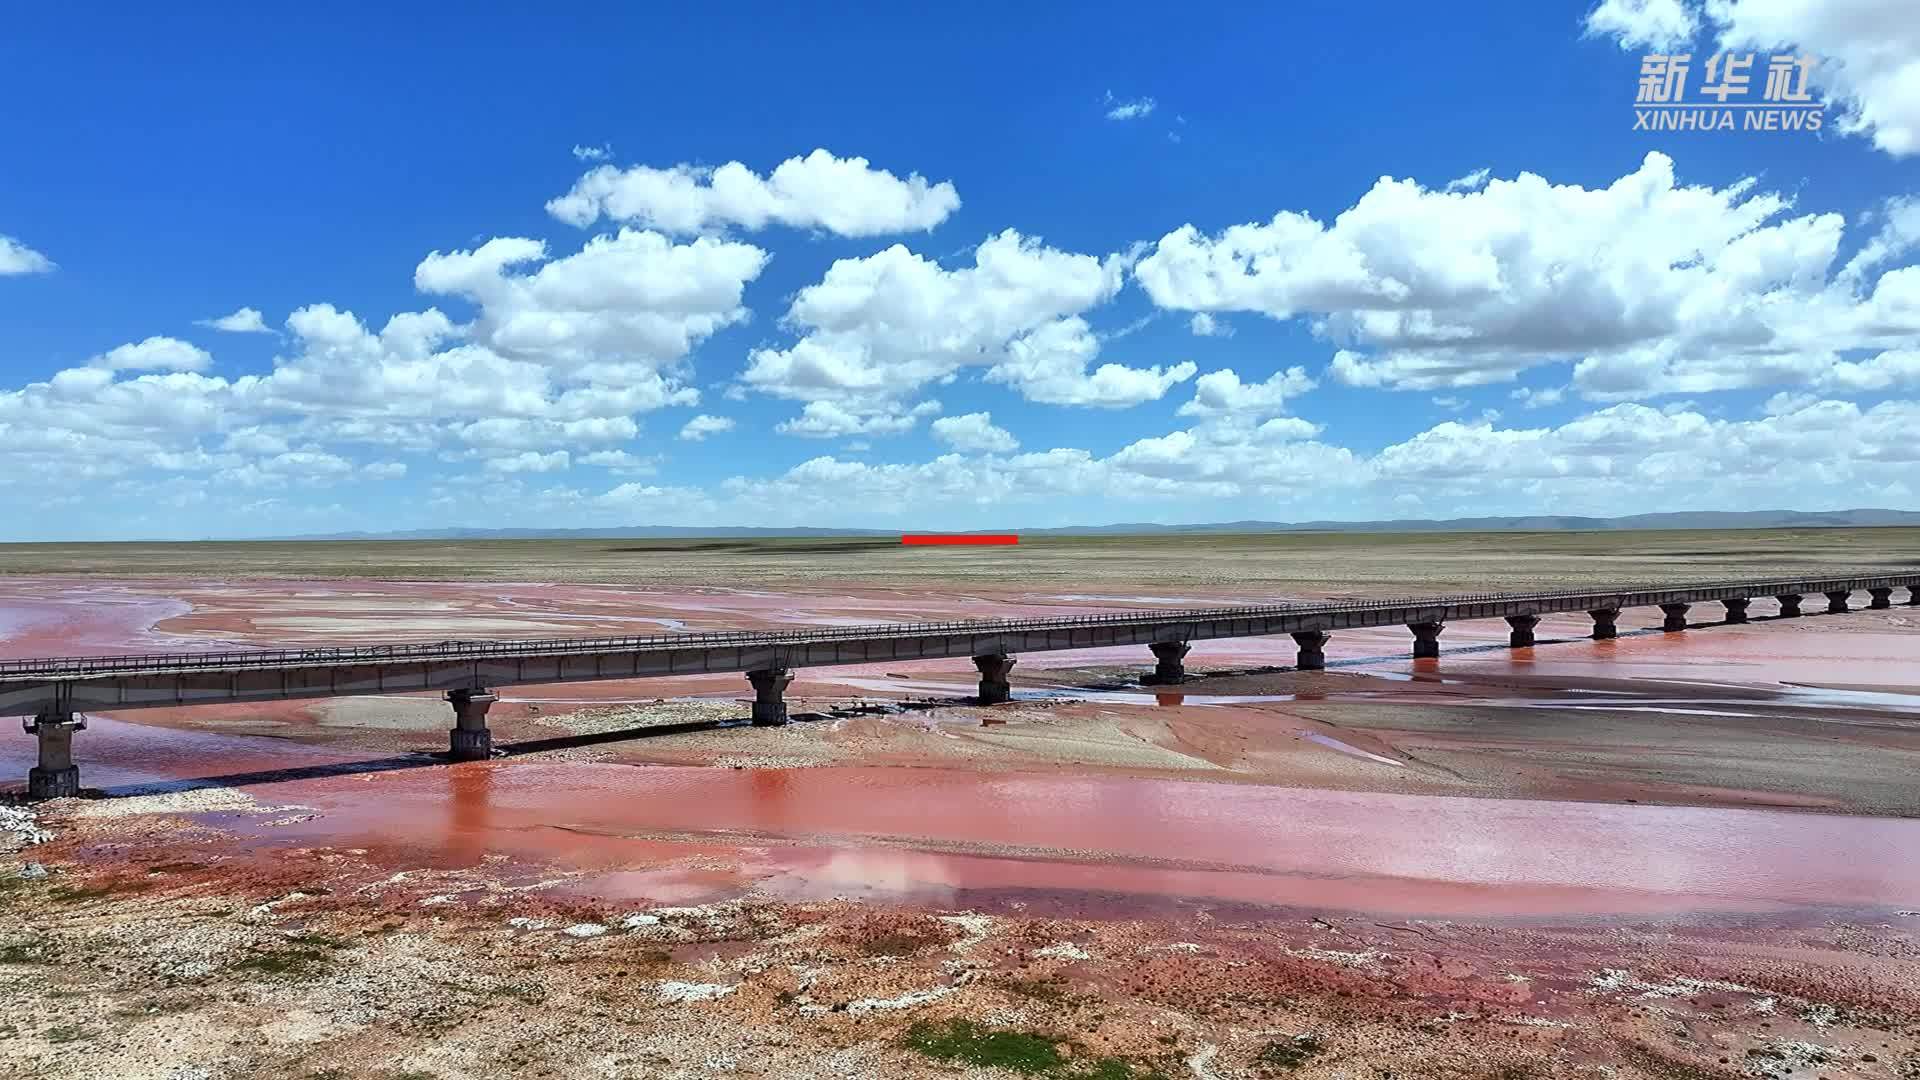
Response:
[905,1020,1064,1073]
[1080,1060,1154,1080]
[49,878,153,903]
[490,982,546,1003]
[232,931,354,978]
[1000,975,1075,1004]
[234,947,333,977]
[0,937,51,964]
[288,931,353,951]
[1256,1034,1323,1071]
[902,1020,1162,1078]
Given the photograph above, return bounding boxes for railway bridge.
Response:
[6,572,1919,799]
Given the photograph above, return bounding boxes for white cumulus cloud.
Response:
[1189,312,1233,337]
[415,229,765,380]
[930,412,1019,453]
[1103,92,1158,121]
[0,235,54,275]
[485,450,570,474]
[679,414,735,441]
[90,337,213,373]
[1177,367,1316,418]
[197,307,272,334]
[743,229,1159,420]
[1583,0,1698,48]
[775,400,941,439]
[1138,152,1920,398]
[985,318,1196,407]
[546,149,960,237]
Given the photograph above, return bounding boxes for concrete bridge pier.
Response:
[25,712,84,800]
[1408,621,1444,659]
[1660,603,1691,632]
[1142,641,1191,685]
[973,654,1016,705]
[1775,593,1803,617]
[748,668,793,726]
[1825,590,1851,614]
[1291,630,1329,670]
[1869,587,1893,609]
[1722,598,1750,623]
[446,689,497,760]
[1505,614,1540,648]
[1588,608,1620,639]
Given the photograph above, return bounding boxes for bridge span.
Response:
[6,571,1919,798]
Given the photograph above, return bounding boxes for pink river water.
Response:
[4,577,1920,918]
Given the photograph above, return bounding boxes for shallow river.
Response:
[6,578,1920,919]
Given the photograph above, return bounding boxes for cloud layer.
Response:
[4,129,1918,538]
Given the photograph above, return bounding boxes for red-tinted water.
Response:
[0,581,207,658]
[207,759,1920,917]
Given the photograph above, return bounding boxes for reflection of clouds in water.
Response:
[1328,795,1920,904]
[744,783,1920,910]
[760,849,960,904]
[577,868,744,906]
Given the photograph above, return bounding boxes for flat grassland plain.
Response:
[3,525,1915,588]
[4,529,1920,1080]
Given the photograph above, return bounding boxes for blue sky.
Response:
[2,1,1917,539]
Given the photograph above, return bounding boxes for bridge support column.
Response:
[973,654,1016,705]
[1775,593,1802,617]
[1722,598,1750,624]
[446,689,497,761]
[1825,590,1851,614]
[1291,630,1329,670]
[25,712,83,800]
[1660,603,1691,632]
[1869,587,1893,609]
[1588,608,1620,640]
[1505,614,1540,648]
[747,668,793,726]
[1142,641,1190,685]
[1408,621,1444,659]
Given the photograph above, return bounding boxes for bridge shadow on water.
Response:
[88,714,847,800]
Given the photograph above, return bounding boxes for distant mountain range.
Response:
[271,508,1920,541]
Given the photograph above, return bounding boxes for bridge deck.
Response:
[2,572,1915,717]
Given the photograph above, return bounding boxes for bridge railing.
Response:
[0,571,1909,680]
